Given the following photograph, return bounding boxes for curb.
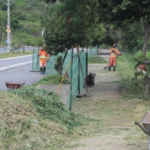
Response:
[0,61,32,72]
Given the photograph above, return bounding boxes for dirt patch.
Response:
[70,63,149,150]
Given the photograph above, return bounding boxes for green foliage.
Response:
[43,0,103,54]
[134,51,150,63]
[0,0,43,46]
[98,0,150,60]
[54,56,63,74]
[88,56,107,64]
[117,53,150,100]
[117,54,140,94]
[133,51,150,91]
[36,74,70,85]
[89,24,106,46]
[118,22,144,52]
[44,3,71,55]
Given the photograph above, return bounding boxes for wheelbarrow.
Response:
[5,82,25,89]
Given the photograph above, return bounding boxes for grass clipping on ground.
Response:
[0,87,80,150]
[88,56,107,64]
[34,74,70,86]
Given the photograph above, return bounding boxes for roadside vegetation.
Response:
[88,56,107,64]
[0,87,84,149]
[117,51,150,100]
[33,74,70,86]
[1,0,150,149]
[0,0,43,51]
[0,50,33,58]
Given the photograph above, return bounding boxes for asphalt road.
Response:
[0,55,43,91]
[0,55,32,68]
[0,64,43,91]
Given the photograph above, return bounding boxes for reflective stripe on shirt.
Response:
[110,53,116,55]
[40,56,47,59]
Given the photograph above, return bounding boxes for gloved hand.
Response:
[47,60,49,63]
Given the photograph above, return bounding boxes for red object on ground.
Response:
[5,82,25,89]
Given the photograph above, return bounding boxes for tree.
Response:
[88,24,106,46]
[44,0,99,51]
[98,0,150,62]
[43,4,71,55]
[14,31,33,53]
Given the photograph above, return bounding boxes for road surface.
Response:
[0,56,43,91]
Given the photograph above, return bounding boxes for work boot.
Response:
[113,66,116,72]
[43,67,46,75]
[40,67,43,74]
[108,66,111,71]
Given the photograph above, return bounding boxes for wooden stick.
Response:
[76,44,88,92]
[56,60,72,94]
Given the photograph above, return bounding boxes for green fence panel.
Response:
[64,51,86,108]
[79,52,86,93]
[32,47,96,109]
[32,49,40,71]
[32,50,64,75]
[88,45,98,58]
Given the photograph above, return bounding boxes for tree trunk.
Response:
[144,76,149,94]
[62,49,69,65]
[142,17,150,94]
[122,43,126,51]
[142,17,150,63]
[23,44,25,53]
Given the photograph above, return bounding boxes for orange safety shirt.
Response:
[38,49,49,60]
[110,48,121,58]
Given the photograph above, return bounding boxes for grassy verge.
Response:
[88,56,107,64]
[117,53,149,99]
[71,97,149,150]
[33,74,71,87]
[0,50,33,59]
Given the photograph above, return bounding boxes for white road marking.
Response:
[0,61,32,72]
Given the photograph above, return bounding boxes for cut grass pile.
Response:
[34,74,70,86]
[88,56,107,64]
[9,87,79,127]
[0,87,81,149]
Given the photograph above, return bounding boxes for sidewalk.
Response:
[70,63,148,150]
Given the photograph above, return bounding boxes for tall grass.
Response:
[117,51,150,100]
[117,53,142,97]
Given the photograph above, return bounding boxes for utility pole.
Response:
[1,0,16,52]
[7,0,10,51]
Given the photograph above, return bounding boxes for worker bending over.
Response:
[109,44,122,71]
[38,45,49,75]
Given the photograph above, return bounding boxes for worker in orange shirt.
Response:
[109,44,122,71]
[38,45,49,75]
